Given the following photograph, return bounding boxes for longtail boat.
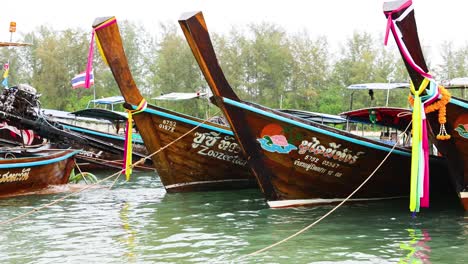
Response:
[43,105,152,171]
[92,17,257,192]
[383,0,468,211]
[1,37,151,172]
[179,11,452,208]
[0,84,152,171]
[0,147,79,196]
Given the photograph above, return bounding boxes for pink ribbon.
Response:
[84,32,95,88]
[383,0,432,79]
[84,18,117,88]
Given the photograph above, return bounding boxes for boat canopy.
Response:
[153,92,208,101]
[278,109,348,125]
[71,108,127,122]
[441,77,468,89]
[340,107,412,130]
[0,41,31,47]
[87,96,125,106]
[72,96,128,121]
[347,83,409,90]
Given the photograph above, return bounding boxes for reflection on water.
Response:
[0,171,466,263]
[398,229,431,264]
[119,202,137,262]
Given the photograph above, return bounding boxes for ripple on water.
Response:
[0,172,466,263]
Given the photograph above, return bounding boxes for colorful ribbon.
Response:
[384,0,432,80]
[383,0,454,213]
[85,17,116,87]
[409,79,426,212]
[123,99,147,180]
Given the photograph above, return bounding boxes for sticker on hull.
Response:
[257,124,297,154]
[455,124,468,139]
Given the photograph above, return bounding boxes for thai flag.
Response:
[71,70,94,89]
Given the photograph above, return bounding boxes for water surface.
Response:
[0,171,466,263]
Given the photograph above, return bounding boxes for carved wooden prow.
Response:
[92,16,171,178]
[179,12,278,200]
[178,11,240,101]
[92,17,144,106]
[383,0,428,88]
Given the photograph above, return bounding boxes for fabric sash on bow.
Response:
[123,99,147,180]
[84,18,116,87]
[384,0,437,213]
[409,79,440,212]
[384,0,431,80]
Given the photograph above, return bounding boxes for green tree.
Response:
[245,23,293,107]
[23,26,89,110]
[213,28,251,100]
[436,41,468,98]
[148,22,207,117]
[287,32,330,111]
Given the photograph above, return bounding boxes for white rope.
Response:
[242,121,413,259]
[0,110,221,226]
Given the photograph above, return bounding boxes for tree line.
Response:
[1,20,467,118]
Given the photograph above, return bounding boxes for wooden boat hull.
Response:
[0,88,151,172]
[128,103,255,192]
[60,123,153,172]
[427,99,468,210]
[179,11,452,208]
[92,17,256,192]
[0,149,78,196]
[219,99,450,207]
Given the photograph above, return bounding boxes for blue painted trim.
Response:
[62,125,144,144]
[134,106,234,136]
[222,98,410,156]
[0,150,80,169]
[450,97,468,109]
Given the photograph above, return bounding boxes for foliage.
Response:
[2,21,467,117]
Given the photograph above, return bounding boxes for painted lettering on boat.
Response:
[294,159,327,173]
[322,160,340,169]
[0,168,30,183]
[293,159,343,177]
[298,137,365,165]
[192,132,247,166]
[159,119,176,133]
[257,124,298,154]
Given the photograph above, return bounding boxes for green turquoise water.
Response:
[0,171,466,263]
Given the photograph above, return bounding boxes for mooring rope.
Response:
[242,121,413,259]
[0,110,221,226]
[0,170,122,226]
[73,159,90,184]
[76,155,154,171]
[129,110,222,167]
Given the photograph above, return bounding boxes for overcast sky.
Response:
[1,0,467,62]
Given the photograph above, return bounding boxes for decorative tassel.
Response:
[409,85,451,141]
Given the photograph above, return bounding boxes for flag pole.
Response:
[2,22,16,88]
[9,22,15,42]
[7,23,13,79]
[94,82,96,106]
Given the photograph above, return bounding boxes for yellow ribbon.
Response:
[95,34,109,66]
[2,68,8,79]
[123,99,147,180]
[409,78,429,212]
